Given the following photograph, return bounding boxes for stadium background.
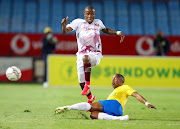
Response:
[0,0,179,88]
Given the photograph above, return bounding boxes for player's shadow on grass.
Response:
[55,111,90,120]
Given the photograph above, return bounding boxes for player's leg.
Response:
[89,101,103,112]
[55,102,91,114]
[79,82,95,103]
[78,66,95,103]
[90,111,129,121]
[55,102,102,114]
[76,54,95,102]
[81,55,91,95]
[55,102,129,120]
[81,53,102,95]
[43,55,48,88]
[90,101,129,120]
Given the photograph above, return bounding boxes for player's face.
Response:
[112,75,123,89]
[84,9,95,24]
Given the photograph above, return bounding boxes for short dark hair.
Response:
[84,5,95,12]
[115,74,125,83]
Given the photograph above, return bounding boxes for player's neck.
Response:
[86,20,94,24]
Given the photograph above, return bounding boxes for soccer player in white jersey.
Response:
[61,5,125,103]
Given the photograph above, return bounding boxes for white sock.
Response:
[68,102,91,111]
[98,112,126,120]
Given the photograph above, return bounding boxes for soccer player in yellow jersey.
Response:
[55,74,157,120]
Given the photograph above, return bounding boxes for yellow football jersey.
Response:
[107,85,136,112]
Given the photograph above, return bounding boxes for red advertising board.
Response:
[0,33,180,56]
[0,57,33,82]
[101,35,180,56]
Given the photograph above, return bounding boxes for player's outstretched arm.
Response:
[101,28,125,43]
[61,16,73,34]
[132,92,157,110]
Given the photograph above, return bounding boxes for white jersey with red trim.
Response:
[66,19,105,54]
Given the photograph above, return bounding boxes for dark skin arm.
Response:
[102,28,125,43]
[132,92,157,110]
[87,92,157,119]
[61,16,73,34]
[61,17,125,42]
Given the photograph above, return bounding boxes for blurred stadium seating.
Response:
[129,1,143,35]
[168,0,180,35]
[155,1,170,35]
[142,0,156,35]
[104,0,116,30]
[11,0,24,32]
[117,0,129,34]
[0,0,180,35]
[37,0,50,33]
[24,0,37,33]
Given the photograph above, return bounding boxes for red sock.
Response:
[84,63,91,85]
[87,94,92,99]
[85,81,90,86]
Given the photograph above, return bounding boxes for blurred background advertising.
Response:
[0,0,179,88]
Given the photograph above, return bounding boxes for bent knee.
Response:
[82,55,90,64]
[90,111,99,119]
[90,102,103,112]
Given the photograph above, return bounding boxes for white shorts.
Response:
[76,52,103,83]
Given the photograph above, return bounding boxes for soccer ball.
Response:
[6,66,22,81]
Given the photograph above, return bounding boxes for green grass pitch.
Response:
[0,84,180,129]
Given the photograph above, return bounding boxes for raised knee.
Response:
[83,55,90,64]
[90,111,99,119]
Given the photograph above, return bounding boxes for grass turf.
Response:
[0,84,180,129]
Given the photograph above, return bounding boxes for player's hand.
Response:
[61,16,68,26]
[147,104,157,110]
[118,32,125,43]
